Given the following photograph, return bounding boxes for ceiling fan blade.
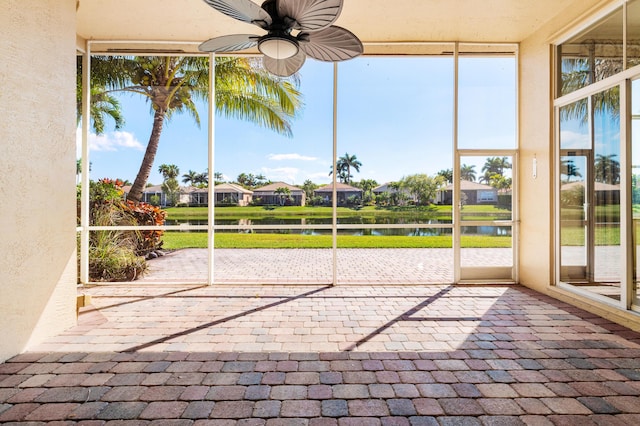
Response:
[299,26,363,62]
[277,0,342,31]
[199,34,259,52]
[263,50,306,77]
[202,0,272,28]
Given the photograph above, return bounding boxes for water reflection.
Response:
[165,217,511,237]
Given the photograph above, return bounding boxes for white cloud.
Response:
[76,128,145,152]
[260,167,300,183]
[267,153,317,161]
[560,130,589,149]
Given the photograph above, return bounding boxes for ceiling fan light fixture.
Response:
[258,34,298,59]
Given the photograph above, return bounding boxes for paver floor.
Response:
[135,248,513,284]
[2,284,640,424]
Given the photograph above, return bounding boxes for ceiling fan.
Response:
[198,0,363,76]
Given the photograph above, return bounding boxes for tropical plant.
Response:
[559,57,621,132]
[399,174,445,206]
[236,172,269,189]
[81,178,166,282]
[213,172,225,185]
[460,164,477,182]
[561,159,582,182]
[481,157,511,183]
[301,179,318,201]
[274,186,291,206]
[89,55,302,203]
[194,171,209,187]
[488,174,512,190]
[158,164,180,180]
[594,153,621,184]
[332,153,362,184]
[437,169,453,184]
[76,57,125,134]
[162,178,181,207]
[182,169,199,186]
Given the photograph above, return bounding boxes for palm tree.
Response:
[339,153,362,184]
[481,157,511,183]
[194,171,209,188]
[158,164,180,181]
[274,186,291,206]
[76,57,124,134]
[330,153,362,184]
[213,172,225,185]
[182,170,199,186]
[561,159,582,182]
[437,169,453,184]
[93,56,302,203]
[594,154,621,184]
[460,164,477,182]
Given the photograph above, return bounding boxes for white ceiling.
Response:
[77,0,578,54]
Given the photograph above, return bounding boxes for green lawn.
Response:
[162,231,512,249]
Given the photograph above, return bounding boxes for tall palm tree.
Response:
[92,56,302,203]
[213,172,225,185]
[158,164,180,181]
[561,159,582,182]
[194,171,209,187]
[594,154,621,184]
[481,157,511,183]
[330,153,362,184]
[76,57,125,134]
[274,186,291,206]
[460,164,477,182]
[437,169,453,184]
[339,153,362,185]
[182,170,199,186]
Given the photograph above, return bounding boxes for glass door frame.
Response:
[554,75,635,311]
[454,149,519,283]
[558,148,594,284]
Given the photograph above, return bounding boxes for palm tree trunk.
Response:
[127,109,166,203]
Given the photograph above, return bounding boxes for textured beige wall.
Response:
[0,0,77,362]
[518,1,610,286]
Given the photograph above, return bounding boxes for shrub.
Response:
[89,203,147,281]
[78,178,166,282]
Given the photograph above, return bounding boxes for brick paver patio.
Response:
[2,283,640,424]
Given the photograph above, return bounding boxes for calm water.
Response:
[165,217,511,236]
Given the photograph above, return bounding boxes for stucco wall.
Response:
[0,0,78,362]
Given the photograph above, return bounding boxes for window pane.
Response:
[558,8,624,96]
[214,58,333,285]
[459,155,513,281]
[458,54,516,149]
[628,0,640,69]
[632,78,640,307]
[336,55,454,284]
[560,99,590,150]
[85,55,209,284]
[559,87,621,301]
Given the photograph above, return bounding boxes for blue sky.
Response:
[81,56,516,187]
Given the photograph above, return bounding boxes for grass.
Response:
[162,231,512,249]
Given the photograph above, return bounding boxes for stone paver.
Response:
[0,283,639,423]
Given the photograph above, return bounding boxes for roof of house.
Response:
[373,183,401,193]
[315,182,363,193]
[214,183,253,194]
[253,182,304,193]
[442,180,496,191]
